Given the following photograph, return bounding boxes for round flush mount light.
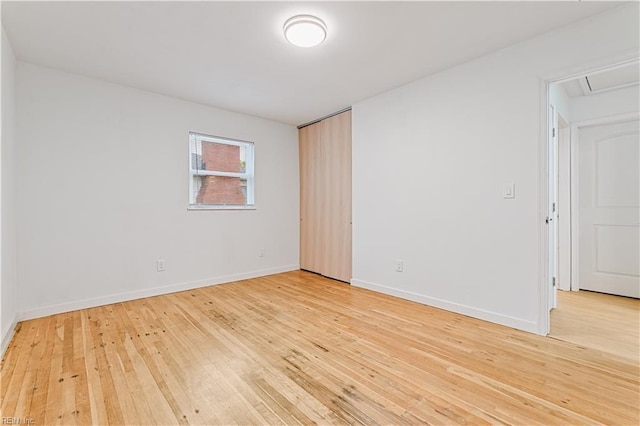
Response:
[283,15,327,48]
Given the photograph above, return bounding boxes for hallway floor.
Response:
[550,289,640,361]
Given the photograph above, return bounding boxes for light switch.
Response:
[502,183,515,199]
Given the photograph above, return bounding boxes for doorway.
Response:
[546,60,640,361]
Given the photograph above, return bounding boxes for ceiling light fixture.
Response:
[283,15,327,48]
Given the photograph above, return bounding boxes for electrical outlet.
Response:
[259,249,265,258]
[156,259,166,272]
[395,260,403,272]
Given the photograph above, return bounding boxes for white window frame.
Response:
[188,132,255,210]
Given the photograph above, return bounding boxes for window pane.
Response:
[191,176,202,203]
[189,133,254,208]
[195,176,247,205]
[191,153,203,170]
[200,140,246,173]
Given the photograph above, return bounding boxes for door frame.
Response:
[557,114,571,292]
[548,104,558,311]
[570,112,640,293]
[537,53,639,336]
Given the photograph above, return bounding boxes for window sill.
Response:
[188,204,256,211]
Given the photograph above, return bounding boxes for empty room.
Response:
[1,1,639,425]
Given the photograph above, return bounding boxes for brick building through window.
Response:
[196,142,246,205]
[189,133,254,209]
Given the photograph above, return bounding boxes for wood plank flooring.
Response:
[1,271,638,425]
[550,289,640,361]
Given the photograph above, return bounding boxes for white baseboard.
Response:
[351,278,538,334]
[18,265,300,322]
[1,314,19,358]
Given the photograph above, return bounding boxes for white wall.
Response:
[1,28,18,350]
[16,62,299,319]
[570,84,639,123]
[352,4,639,334]
[550,83,572,121]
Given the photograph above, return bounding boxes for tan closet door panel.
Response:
[299,123,325,273]
[321,111,352,282]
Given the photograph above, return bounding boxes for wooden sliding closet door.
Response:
[299,110,352,283]
[321,111,352,282]
[299,122,324,273]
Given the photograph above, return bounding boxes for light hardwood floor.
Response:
[1,271,638,425]
[550,289,640,361]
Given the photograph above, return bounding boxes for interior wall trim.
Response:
[297,107,352,129]
[1,314,19,359]
[16,265,300,322]
[351,278,539,334]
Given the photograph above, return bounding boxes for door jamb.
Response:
[537,54,639,336]
[557,114,571,292]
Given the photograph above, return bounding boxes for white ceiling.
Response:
[561,61,640,97]
[1,1,624,126]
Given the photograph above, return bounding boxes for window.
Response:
[189,132,255,209]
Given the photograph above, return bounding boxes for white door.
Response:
[548,105,559,309]
[578,118,640,298]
